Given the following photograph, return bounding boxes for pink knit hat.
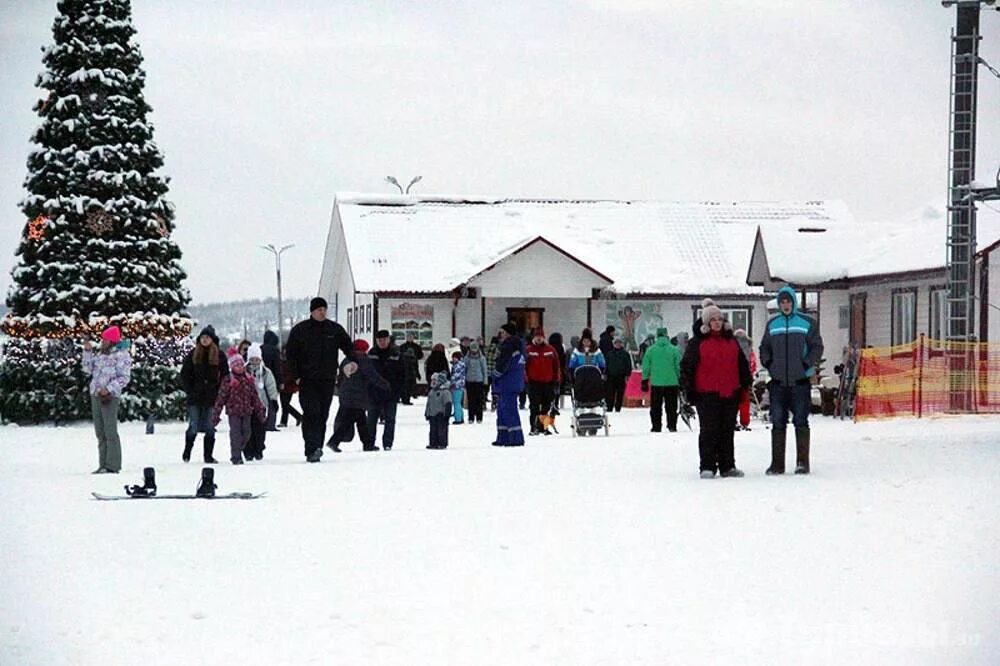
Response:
[101,326,122,344]
[226,346,245,373]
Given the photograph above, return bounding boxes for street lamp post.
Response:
[385,175,422,194]
[261,243,295,349]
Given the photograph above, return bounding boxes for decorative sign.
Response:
[390,303,434,350]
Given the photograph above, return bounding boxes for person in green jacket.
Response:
[641,327,681,432]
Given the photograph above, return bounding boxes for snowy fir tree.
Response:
[1,0,193,423]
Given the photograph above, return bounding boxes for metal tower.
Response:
[943,0,996,410]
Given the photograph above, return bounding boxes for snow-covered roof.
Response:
[756,200,1000,285]
[333,194,859,295]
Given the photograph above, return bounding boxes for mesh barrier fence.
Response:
[855,335,1000,420]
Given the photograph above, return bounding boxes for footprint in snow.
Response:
[191,612,206,620]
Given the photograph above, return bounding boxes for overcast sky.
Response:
[2,0,999,305]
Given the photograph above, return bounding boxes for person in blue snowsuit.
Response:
[491,322,526,447]
[759,285,824,475]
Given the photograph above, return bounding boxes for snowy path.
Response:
[2,406,998,665]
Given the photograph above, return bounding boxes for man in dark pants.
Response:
[604,335,632,412]
[759,285,824,475]
[399,332,424,404]
[285,297,356,462]
[366,330,405,451]
[524,327,560,435]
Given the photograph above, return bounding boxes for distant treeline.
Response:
[187,297,312,344]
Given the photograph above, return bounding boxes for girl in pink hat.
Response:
[81,325,132,474]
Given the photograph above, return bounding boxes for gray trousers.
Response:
[228,415,252,462]
[91,395,122,472]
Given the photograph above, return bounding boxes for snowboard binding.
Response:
[196,467,217,498]
[124,467,157,497]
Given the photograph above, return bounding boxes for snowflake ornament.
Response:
[27,215,49,242]
[86,210,115,236]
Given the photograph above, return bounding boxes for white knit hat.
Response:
[247,342,263,361]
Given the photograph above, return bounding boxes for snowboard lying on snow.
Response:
[92,491,265,501]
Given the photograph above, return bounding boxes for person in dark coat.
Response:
[285,297,357,462]
[260,330,281,431]
[425,343,450,383]
[398,333,424,404]
[598,325,616,358]
[548,332,569,410]
[759,285,824,474]
[366,330,405,451]
[323,340,388,458]
[277,349,302,427]
[492,323,526,446]
[180,325,229,464]
[604,335,633,412]
[680,300,752,479]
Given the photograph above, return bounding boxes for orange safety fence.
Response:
[855,335,1000,420]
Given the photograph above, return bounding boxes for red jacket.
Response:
[524,343,561,384]
[694,334,742,399]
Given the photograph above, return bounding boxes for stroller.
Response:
[571,364,609,437]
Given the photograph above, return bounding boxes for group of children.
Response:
[210,343,277,464]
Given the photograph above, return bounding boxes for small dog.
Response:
[536,413,558,435]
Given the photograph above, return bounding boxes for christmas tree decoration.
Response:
[1,0,193,424]
[86,209,115,236]
[27,215,49,242]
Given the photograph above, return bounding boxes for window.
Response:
[347,308,353,336]
[891,288,917,346]
[838,305,849,330]
[693,305,752,337]
[366,304,372,333]
[929,287,947,341]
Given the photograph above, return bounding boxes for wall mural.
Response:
[605,302,664,352]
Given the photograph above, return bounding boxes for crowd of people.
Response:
[82,288,823,479]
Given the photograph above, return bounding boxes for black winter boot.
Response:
[196,467,217,497]
[795,428,810,474]
[203,435,219,464]
[182,433,195,462]
[766,429,786,475]
[125,467,157,497]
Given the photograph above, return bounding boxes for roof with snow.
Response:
[331,194,859,296]
[749,200,1000,287]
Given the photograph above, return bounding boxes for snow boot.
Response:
[196,467,217,497]
[125,467,157,497]
[766,429,786,475]
[795,428,810,474]
[720,467,745,478]
[182,433,195,462]
[203,435,219,464]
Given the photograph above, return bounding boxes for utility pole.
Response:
[942,0,997,410]
[261,244,295,349]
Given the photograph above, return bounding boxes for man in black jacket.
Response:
[260,330,281,431]
[399,333,424,404]
[366,330,405,450]
[285,297,356,462]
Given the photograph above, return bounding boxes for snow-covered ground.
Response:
[2,404,998,665]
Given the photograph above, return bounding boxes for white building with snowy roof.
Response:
[747,201,1000,354]
[318,193,858,359]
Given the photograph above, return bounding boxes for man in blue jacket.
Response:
[759,285,824,475]
[492,323,526,447]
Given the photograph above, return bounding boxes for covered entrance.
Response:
[505,307,544,337]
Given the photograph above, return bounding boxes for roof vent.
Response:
[797,227,827,233]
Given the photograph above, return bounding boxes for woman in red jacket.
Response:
[680,299,752,478]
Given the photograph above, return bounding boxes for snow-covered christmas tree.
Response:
[1,0,193,423]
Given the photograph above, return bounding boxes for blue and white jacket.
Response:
[491,335,526,395]
[759,285,824,387]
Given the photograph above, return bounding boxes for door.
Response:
[849,293,866,348]
[505,308,544,337]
